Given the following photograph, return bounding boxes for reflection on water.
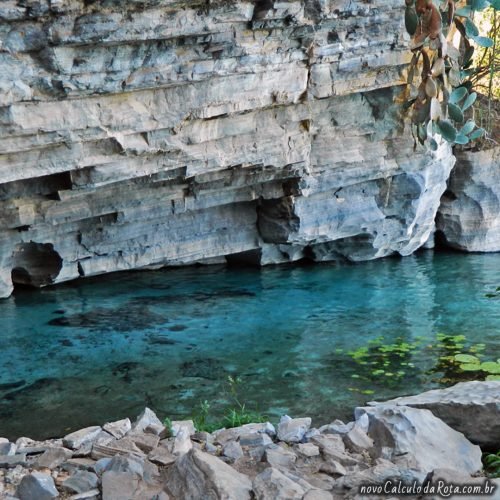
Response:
[1,250,500,440]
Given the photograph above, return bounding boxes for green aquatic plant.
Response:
[346,332,498,395]
[451,353,500,380]
[348,336,421,385]
[483,451,500,478]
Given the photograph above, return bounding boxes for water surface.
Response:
[1,250,499,440]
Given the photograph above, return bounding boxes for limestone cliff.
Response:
[437,146,500,252]
[0,0,455,298]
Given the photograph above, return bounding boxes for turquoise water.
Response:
[1,250,500,440]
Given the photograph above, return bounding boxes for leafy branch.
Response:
[404,0,499,148]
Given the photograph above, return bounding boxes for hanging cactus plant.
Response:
[404,0,499,147]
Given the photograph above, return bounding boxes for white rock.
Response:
[253,467,306,500]
[371,381,500,449]
[277,416,311,443]
[166,448,252,499]
[63,427,102,450]
[16,472,59,500]
[172,428,193,457]
[356,405,483,475]
[132,408,164,434]
[171,420,195,437]
[103,419,131,439]
[223,440,244,461]
[296,443,320,457]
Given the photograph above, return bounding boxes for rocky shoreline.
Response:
[1,381,499,499]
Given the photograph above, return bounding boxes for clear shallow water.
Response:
[0,250,500,440]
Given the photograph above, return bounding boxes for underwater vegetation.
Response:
[343,330,500,396]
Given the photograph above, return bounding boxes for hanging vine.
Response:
[404,0,500,148]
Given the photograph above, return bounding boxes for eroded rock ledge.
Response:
[0,0,456,298]
[0,381,498,499]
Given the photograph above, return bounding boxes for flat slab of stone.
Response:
[63,427,102,450]
[0,442,16,455]
[369,380,500,449]
[148,445,176,466]
[127,432,160,453]
[101,470,141,500]
[253,467,306,499]
[356,405,483,475]
[63,471,99,494]
[103,419,131,440]
[37,447,73,469]
[0,453,27,468]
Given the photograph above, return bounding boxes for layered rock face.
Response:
[437,146,500,252]
[0,0,455,298]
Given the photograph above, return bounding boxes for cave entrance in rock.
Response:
[11,242,63,288]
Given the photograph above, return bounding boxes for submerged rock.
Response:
[180,358,227,380]
[47,306,165,333]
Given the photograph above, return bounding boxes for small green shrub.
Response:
[483,451,500,478]
[186,376,267,433]
[163,416,173,438]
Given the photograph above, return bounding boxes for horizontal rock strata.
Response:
[0,0,455,298]
[1,381,498,499]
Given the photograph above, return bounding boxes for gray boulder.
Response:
[36,447,73,469]
[0,442,16,456]
[222,440,244,461]
[103,418,132,439]
[370,380,500,448]
[166,448,252,499]
[0,453,27,468]
[356,405,483,474]
[213,422,275,445]
[333,460,427,497]
[101,470,141,500]
[63,426,102,450]
[277,416,311,443]
[264,444,297,468]
[132,408,165,435]
[16,472,59,500]
[102,455,144,478]
[171,420,196,437]
[253,467,306,500]
[62,470,99,494]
